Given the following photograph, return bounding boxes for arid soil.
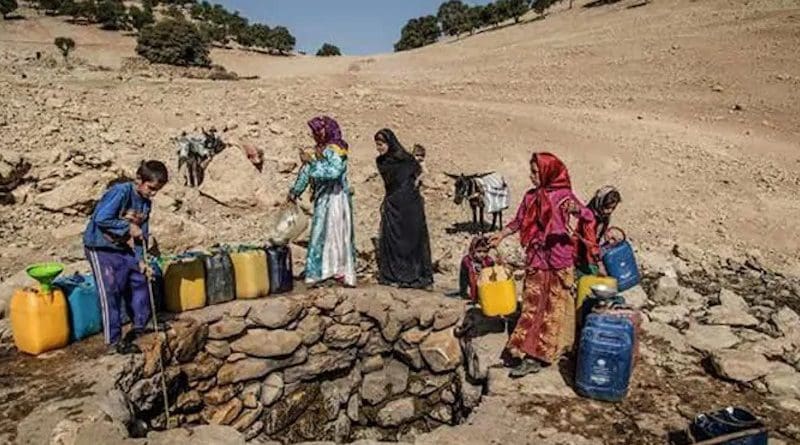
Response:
[1,0,799,443]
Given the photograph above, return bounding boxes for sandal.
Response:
[509,358,542,378]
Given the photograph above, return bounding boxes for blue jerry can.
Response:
[601,228,641,292]
[575,313,635,402]
[53,273,102,342]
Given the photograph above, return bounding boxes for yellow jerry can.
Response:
[477,265,517,317]
[163,256,207,312]
[229,248,269,300]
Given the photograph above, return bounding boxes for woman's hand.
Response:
[299,149,313,164]
[488,232,505,248]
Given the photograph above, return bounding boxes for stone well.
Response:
[118,287,487,443]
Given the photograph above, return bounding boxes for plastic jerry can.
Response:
[601,228,641,292]
[202,251,236,305]
[477,265,517,317]
[593,302,643,367]
[578,292,626,328]
[163,255,207,312]
[10,263,70,355]
[229,247,269,300]
[575,313,635,402]
[576,275,618,313]
[53,273,102,342]
[266,245,293,295]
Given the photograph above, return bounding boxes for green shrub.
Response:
[316,43,341,57]
[1,0,18,19]
[136,18,211,67]
[54,36,76,60]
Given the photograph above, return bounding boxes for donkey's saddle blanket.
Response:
[475,173,509,214]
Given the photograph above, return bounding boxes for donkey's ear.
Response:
[444,173,460,179]
[476,171,494,178]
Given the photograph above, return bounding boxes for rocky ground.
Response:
[1,0,800,443]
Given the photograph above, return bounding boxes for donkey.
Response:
[447,172,509,233]
[176,128,226,188]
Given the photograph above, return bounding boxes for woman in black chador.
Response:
[374,128,434,289]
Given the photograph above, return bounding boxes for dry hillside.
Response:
[1,1,800,444]
[1,0,798,282]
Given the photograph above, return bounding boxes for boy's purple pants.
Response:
[85,248,150,344]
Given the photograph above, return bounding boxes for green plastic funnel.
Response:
[26,262,65,294]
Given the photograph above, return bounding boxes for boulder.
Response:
[205,340,232,360]
[231,404,263,432]
[204,385,238,405]
[35,171,115,215]
[420,329,462,373]
[231,329,302,358]
[433,308,462,331]
[621,285,649,309]
[283,349,357,383]
[261,372,285,407]
[182,353,223,382]
[150,214,209,253]
[199,147,273,208]
[376,397,416,427]
[219,347,307,385]
[208,318,247,340]
[147,425,245,445]
[652,276,681,305]
[168,320,208,363]
[241,383,261,408]
[772,307,800,340]
[705,289,759,327]
[323,324,362,349]
[710,350,771,383]
[764,368,800,399]
[684,324,740,353]
[249,298,303,329]
[0,268,34,318]
[360,359,409,405]
[206,398,244,426]
[297,315,329,345]
[176,390,203,413]
[648,305,689,325]
[263,384,320,435]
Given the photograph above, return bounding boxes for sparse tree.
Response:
[95,0,127,30]
[54,36,76,61]
[497,0,531,23]
[437,0,470,37]
[1,0,18,19]
[316,43,341,57]
[164,4,183,19]
[128,4,153,32]
[394,15,440,52]
[532,0,554,14]
[72,0,97,22]
[480,2,501,28]
[136,18,211,67]
[268,26,295,54]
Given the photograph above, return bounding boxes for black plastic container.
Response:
[203,250,236,305]
[266,245,293,295]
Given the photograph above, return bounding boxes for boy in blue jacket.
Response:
[84,160,168,354]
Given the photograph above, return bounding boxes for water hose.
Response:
[141,238,171,428]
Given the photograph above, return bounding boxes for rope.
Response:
[141,238,171,428]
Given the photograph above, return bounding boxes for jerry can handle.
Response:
[603,226,627,247]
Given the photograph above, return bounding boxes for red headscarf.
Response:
[519,152,572,247]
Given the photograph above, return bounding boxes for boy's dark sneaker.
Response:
[115,341,142,355]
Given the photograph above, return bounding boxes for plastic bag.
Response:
[267,203,309,246]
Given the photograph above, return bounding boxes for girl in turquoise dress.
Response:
[288,116,357,287]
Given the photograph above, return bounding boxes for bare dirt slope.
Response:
[3,0,798,278]
[1,1,800,444]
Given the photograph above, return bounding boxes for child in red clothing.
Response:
[459,236,496,302]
